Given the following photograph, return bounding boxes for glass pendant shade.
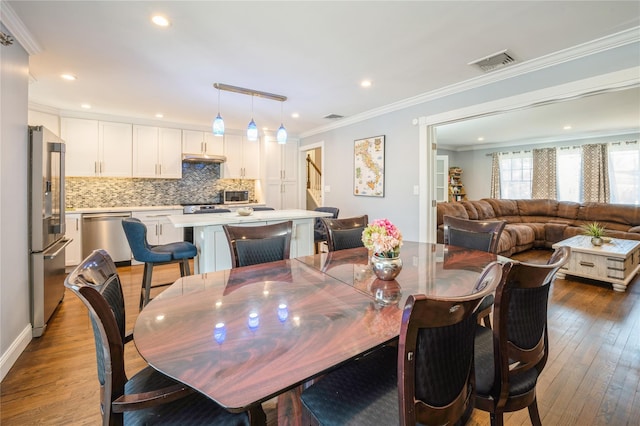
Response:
[247,118,258,141]
[212,113,225,136]
[276,124,287,144]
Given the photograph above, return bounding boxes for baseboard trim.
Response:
[0,324,32,382]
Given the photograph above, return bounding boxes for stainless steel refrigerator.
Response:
[28,126,71,337]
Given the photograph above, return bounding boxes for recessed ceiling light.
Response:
[291,113,299,119]
[477,137,485,142]
[155,113,164,118]
[152,15,170,27]
[563,125,572,130]
[361,80,372,88]
[61,74,77,81]
[81,103,91,109]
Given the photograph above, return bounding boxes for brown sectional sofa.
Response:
[437,199,640,257]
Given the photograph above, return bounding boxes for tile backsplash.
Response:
[66,162,256,208]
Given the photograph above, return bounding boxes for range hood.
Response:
[182,153,227,163]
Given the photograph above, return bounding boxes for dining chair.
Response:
[64,249,262,425]
[313,207,339,253]
[121,217,197,310]
[474,246,570,426]
[322,214,368,252]
[443,214,506,328]
[223,220,293,268]
[301,261,507,426]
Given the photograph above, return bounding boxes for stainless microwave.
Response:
[223,190,250,204]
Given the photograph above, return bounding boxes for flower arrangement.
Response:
[361,218,403,258]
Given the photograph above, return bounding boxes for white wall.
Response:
[0,23,31,380]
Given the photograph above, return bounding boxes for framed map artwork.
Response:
[354,135,385,197]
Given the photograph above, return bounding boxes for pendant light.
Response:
[212,86,225,136]
[276,101,287,144]
[247,95,258,141]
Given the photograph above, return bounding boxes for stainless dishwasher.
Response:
[82,212,132,264]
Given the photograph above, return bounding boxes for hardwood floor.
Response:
[1,250,639,425]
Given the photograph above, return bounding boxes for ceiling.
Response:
[4,1,640,142]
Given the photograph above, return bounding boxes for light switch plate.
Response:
[413,185,419,195]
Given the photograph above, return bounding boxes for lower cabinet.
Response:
[65,213,83,266]
[132,209,184,265]
[195,218,314,273]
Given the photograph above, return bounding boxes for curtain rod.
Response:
[213,83,287,102]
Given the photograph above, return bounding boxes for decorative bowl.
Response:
[237,207,254,216]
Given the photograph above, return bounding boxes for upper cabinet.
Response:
[182,130,224,156]
[61,118,132,177]
[132,126,182,179]
[223,134,261,179]
[264,138,299,209]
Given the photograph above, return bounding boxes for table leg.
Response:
[277,386,303,426]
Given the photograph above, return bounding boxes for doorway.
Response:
[301,142,324,210]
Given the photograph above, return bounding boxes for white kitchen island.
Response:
[169,209,334,273]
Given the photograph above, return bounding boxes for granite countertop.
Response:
[168,209,333,228]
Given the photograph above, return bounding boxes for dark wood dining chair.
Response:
[301,261,508,426]
[322,214,368,252]
[313,207,339,253]
[443,214,506,328]
[223,220,293,268]
[474,246,570,426]
[64,249,262,425]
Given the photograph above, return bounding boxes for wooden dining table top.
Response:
[133,241,499,413]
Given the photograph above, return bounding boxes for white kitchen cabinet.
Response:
[223,134,261,179]
[61,118,132,177]
[132,209,184,265]
[64,213,83,266]
[265,138,299,209]
[182,130,224,156]
[133,126,182,178]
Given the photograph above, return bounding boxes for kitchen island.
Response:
[168,209,334,273]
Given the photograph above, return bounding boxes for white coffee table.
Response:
[552,235,640,292]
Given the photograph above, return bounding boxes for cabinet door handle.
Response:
[158,164,162,175]
[579,261,595,268]
[201,142,205,153]
[159,224,163,235]
[75,218,79,231]
[95,162,98,174]
[100,162,103,173]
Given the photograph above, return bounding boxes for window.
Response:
[499,151,532,199]
[557,146,582,202]
[609,141,640,205]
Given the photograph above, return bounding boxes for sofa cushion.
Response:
[467,200,496,220]
[437,202,468,225]
[556,201,580,221]
[517,199,559,217]
[578,203,640,227]
[504,224,536,246]
[484,199,522,223]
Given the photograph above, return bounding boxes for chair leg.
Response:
[179,258,191,277]
[490,412,504,426]
[528,397,542,426]
[140,262,154,310]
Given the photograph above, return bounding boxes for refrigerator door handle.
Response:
[44,238,73,260]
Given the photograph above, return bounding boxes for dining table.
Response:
[133,241,502,425]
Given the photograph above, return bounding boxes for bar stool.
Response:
[121,218,197,310]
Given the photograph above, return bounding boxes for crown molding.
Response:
[300,26,640,139]
[0,1,41,55]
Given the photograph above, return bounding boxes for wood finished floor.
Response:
[1,250,639,425]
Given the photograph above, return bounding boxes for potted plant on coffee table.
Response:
[582,222,607,246]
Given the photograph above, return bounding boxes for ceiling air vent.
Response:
[468,49,516,72]
[323,113,344,120]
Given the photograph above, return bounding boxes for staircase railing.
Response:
[306,154,322,205]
